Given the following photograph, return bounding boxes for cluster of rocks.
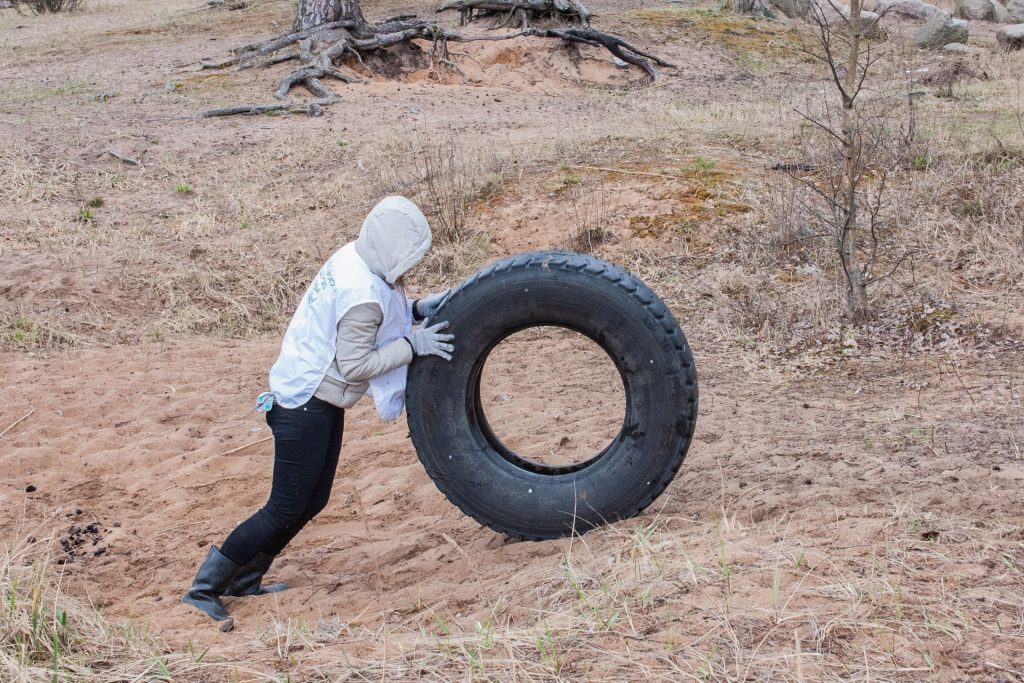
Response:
[745,0,1024,51]
[56,508,113,564]
[875,0,1024,51]
[907,0,1024,51]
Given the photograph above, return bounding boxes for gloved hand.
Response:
[406,320,455,361]
[414,289,452,321]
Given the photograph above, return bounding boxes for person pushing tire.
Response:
[182,196,454,626]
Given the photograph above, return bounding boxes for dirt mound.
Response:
[402,36,637,89]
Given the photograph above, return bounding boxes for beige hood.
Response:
[354,196,432,285]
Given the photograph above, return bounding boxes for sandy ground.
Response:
[3,340,1023,678]
[2,0,1024,679]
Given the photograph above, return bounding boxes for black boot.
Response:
[182,546,242,626]
[223,552,288,597]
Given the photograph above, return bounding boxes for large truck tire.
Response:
[406,251,698,540]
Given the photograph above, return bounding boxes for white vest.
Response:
[268,243,413,420]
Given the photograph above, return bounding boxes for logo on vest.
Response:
[308,265,338,305]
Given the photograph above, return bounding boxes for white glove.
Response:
[406,320,455,361]
[414,289,452,321]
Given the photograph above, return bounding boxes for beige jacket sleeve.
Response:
[335,302,414,384]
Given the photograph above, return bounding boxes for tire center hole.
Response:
[480,326,627,467]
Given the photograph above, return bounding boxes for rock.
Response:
[1006,0,1024,19]
[852,7,882,32]
[953,0,1005,20]
[0,1,13,8]
[914,11,968,48]
[997,23,1024,49]
[954,0,989,18]
[771,0,812,17]
[942,41,979,52]
[725,0,776,17]
[855,7,882,24]
[815,1,883,30]
[877,0,939,19]
[942,41,978,52]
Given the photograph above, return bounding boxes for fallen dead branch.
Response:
[199,97,338,118]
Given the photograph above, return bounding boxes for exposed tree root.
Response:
[528,26,672,79]
[437,0,592,27]
[196,3,671,118]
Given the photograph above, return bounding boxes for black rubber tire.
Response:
[406,251,698,540]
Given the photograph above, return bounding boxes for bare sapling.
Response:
[791,0,912,321]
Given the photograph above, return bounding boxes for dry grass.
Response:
[2,32,1020,351]
[370,129,527,245]
[621,32,1024,350]
[1,533,167,682]
[0,141,80,205]
[0,0,289,62]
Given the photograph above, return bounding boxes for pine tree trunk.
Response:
[294,0,366,31]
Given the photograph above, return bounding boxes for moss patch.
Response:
[625,8,803,61]
[627,159,752,247]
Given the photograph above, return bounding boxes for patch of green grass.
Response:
[535,624,564,676]
[693,156,717,174]
[85,196,104,208]
[0,315,65,349]
[955,199,983,218]
[739,50,770,74]
[174,182,193,194]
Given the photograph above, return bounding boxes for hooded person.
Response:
[183,196,455,627]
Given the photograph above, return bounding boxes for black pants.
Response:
[220,396,344,566]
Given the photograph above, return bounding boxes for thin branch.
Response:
[793,107,847,145]
[104,150,144,167]
[0,409,35,438]
[221,435,272,456]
